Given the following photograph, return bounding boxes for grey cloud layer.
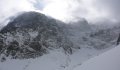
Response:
[0,0,36,26]
[0,0,120,25]
[94,0,120,20]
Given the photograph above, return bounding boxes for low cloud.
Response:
[0,0,36,26]
[39,0,113,22]
[94,0,120,22]
[0,0,120,26]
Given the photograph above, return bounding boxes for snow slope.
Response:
[0,45,114,70]
[0,49,69,70]
[74,45,120,70]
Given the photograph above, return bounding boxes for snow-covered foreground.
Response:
[0,45,115,70]
[74,45,120,70]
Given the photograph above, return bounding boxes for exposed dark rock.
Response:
[0,11,73,59]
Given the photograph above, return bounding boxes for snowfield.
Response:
[74,45,120,70]
[0,45,116,70]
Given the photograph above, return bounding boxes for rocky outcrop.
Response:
[0,11,73,59]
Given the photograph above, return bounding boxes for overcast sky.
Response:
[0,0,120,25]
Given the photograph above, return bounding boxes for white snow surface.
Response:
[0,45,115,70]
[74,45,120,70]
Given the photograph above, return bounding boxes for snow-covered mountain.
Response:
[0,11,118,59]
[0,11,119,70]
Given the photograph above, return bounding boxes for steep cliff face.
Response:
[0,11,73,59]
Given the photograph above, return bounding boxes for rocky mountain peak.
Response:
[0,11,73,59]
